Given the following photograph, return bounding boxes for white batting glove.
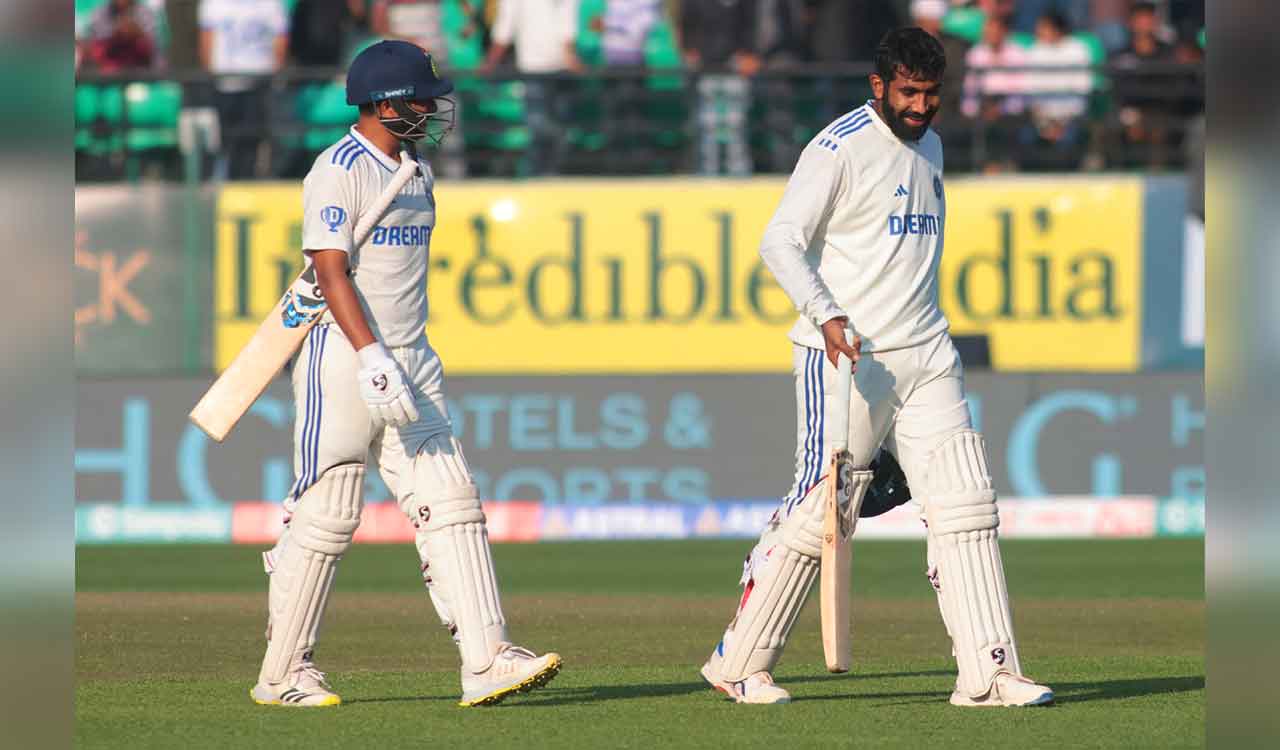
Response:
[356,342,420,428]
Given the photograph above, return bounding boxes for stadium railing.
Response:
[74,62,1203,183]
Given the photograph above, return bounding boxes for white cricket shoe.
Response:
[250,663,342,707]
[950,672,1054,707]
[700,661,791,704]
[458,644,562,707]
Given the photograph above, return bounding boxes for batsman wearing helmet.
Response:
[700,27,1053,707]
[251,40,560,708]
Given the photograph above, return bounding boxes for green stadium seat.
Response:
[1072,31,1112,118]
[644,18,683,91]
[469,81,526,122]
[442,0,483,71]
[296,81,358,151]
[1009,31,1035,49]
[123,81,182,151]
[76,84,125,156]
[942,7,985,44]
[576,0,607,68]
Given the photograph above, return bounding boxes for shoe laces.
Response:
[298,662,330,689]
[499,645,537,661]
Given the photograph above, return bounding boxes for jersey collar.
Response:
[347,125,401,173]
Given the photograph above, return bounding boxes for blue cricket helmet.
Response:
[346,40,454,106]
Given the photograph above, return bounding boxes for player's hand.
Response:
[356,343,420,428]
[820,316,861,370]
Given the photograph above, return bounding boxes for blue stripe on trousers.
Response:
[787,349,825,515]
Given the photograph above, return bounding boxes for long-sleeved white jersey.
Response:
[759,100,949,352]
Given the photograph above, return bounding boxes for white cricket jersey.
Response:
[759,100,949,352]
[301,126,435,348]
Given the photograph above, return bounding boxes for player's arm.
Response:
[758,143,859,367]
[301,172,418,428]
[309,250,375,350]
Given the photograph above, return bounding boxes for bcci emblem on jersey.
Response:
[321,205,347,233]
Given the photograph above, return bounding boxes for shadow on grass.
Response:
[347,673,1205,708]
[795,674,1205,706]
[510,680,711,707]
[1053,675,1204,705]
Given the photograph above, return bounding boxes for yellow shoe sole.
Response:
[458,653,563,707]
[250,689,342,707]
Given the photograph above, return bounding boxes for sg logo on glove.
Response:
[371,373,388,392]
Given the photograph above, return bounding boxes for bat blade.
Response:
[820,449,853,673]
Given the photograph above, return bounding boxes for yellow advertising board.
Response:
[215,176,1143,373]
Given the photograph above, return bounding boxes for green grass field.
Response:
[76,539,1204,749]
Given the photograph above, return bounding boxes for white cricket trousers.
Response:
[285,323,454,513]
[776,331,974,521]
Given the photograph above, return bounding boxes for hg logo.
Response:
[321,205,347,233]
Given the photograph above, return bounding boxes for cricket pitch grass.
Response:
[77,539,1203,748]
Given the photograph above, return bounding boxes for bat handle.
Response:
[831,328,854,453]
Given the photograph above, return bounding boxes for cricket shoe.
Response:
[950,672,1054,707]
[700,661,791,705]
[459,644,562,707]
[250,663,341,707]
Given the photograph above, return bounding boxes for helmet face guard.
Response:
[376,95,455,146]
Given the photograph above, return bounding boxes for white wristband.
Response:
[357,341,392,369]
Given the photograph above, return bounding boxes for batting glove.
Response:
[356,342,420,428]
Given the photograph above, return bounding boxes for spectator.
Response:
[198,0,289,179]
[372,0,452,65]
[680,0,759,175]
[84,0,160,73]
[1010,0,1089,35]
[481,0,582,74]
[1091,0,1132,52]
[962,12,1029,172]
[1019,10,1091,168]
[481,0,582,176]
[976,0,1017,24]
[599,0,665,67]
[291,0,367,67]
[1109,1,1175,167]
[372,1,469,177]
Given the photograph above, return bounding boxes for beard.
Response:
[880,92,935,141]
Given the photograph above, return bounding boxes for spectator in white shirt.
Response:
[198,0,289,179]
[481,0,581,75]
[480,0,582,176]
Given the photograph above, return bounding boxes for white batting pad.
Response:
[715,482,835,681]
[923,431,1021,697]
[259,463,364,685]
[407,434,507,673]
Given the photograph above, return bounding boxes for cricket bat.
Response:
[820,333,856,673]
[189,148,420,442]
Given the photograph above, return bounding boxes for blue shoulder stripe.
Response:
[837,119,873,137]
[330,138,357,166]
[827,111,863,134]
[341,145,363,170]
[833,112,870,137]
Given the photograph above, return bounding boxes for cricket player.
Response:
[250,40,560,708]
[699,28,1053,707]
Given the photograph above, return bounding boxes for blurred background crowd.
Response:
[74,0,1205,181]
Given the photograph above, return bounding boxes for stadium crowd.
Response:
[75,0,1204,179]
